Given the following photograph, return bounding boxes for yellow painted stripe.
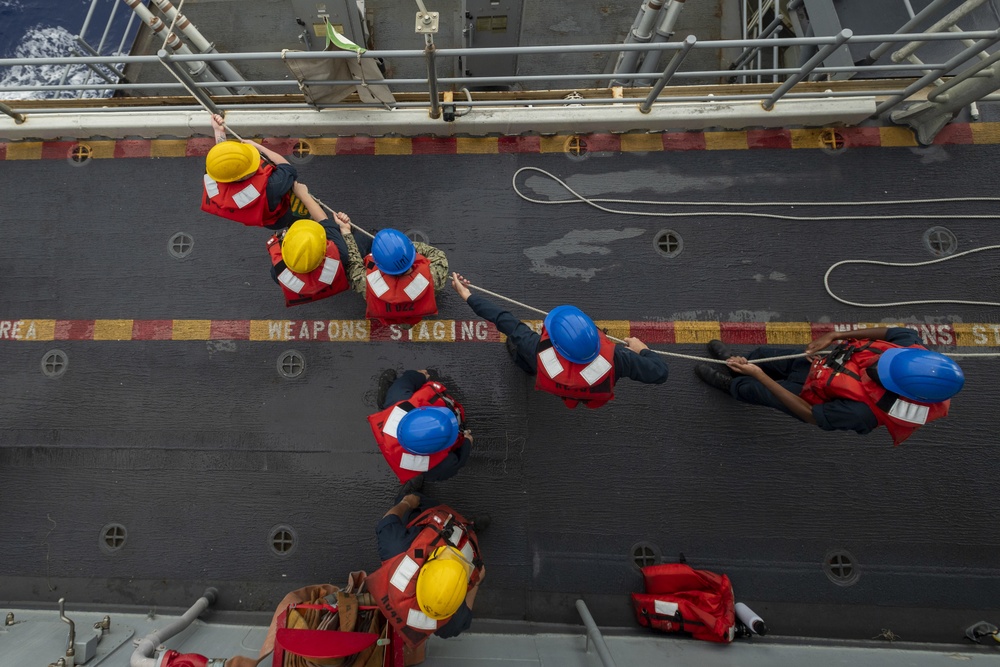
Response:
[87,141,116,159]
[250,320,287,341]
[375,138,412,155]
[620,134,663,152]
[456,137,499,154]
[879,126,918,147]
[150,140,188,158]
[674,321,722,344]
[539,135,573,153]
[93,319,134,341]
[766,322,813,345]
[172,320,212,340]
[954,323,1000,347]
[308,138,338,156]
[789,128,829,149]
[21,319,56,341]
[595,320,630,340]
[704,131,749,151]
[970,122,1000,145]
[5,142,42,160]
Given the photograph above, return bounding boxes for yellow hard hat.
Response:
[205,141,261,183]
[415,546,473,621]
[282,219,327,273]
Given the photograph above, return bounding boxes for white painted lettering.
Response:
[10,321,22,340]
[313,321,325,338]
[937,326,954,345]
[268,322,284,340]
[461,321,475,340]
[433,321,446,340]
[25,322,36,340]
[342,321,355,339]
[283,321,293,339]
[973,325,988,345]
[919,324,938,345]
[298,322,310,339]
[390,325,403,341]
[0,321,12,338]
[415,321,431,341]
[476,321,488,341]
[992,325,1000,344]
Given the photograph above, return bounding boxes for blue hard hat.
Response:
[544,305,601,365]
[397,407,460,455]
[371,229,416,275]
[876,347,965,403]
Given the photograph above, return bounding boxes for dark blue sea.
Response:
[0,0,141,99]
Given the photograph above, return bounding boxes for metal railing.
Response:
[1,27,999,138]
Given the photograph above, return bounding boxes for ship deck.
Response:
[2,130,1000,643]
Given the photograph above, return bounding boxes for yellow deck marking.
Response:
[172,320,212,340]
[93,319,134,341]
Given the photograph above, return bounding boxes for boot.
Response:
[707,339,735,361]
[695,363,732,393]
[376,369,397,409]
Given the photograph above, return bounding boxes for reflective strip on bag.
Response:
[654,600,679,616]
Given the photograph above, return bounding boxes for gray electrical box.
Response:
[291,0,368,51]
[460,0,524,85]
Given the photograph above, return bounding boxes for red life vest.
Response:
[534,329,617,409]
[631,563,735,644]
[201,160,290,227]
[367,505,482,649]
[266,234,349,307]
[363,255,438,326]
[799,339,950,445]
[367,381,466,483]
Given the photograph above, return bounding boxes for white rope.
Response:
[512,166,1000,222]
[824,245,1000,308]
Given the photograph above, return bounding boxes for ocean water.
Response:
[0,0,141,99]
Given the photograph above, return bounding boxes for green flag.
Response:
[325,19,366,53]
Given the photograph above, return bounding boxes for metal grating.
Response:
[269,524,297,557]
[99,523,127,554]
[824,549,860,586]
[41,350,68,378]
[653,230,684,258]
[277,350,306,379]
[923,226,958,257]
[631,542,661,569]
[168,232,195,259]
[67,143,92,166]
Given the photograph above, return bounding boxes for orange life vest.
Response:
[363,255,438,326]
[367,505,482,648]
[367,382,466,483]
[201,161,289,227]
[534,329,617,409]
[799,339,950,445]
[266,233,349,307]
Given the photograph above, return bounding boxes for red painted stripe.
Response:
[211,320,250,339]
[412,137,457,155]
[933,123,975,145]
[839,127,882,148]
[185,137,216,157]
[810,322,836,339]
[132,320,173,340]
[0,143,6,160]
[584,134,622,152]
[368,321,398,342]
[746,129,792,150]
[41,141,76,160]
[498,136,540,153]
[720,322,767,345]
[114,140,151,159]
[629,321,675,344]
[336,137,376,155]
[262,138,299,155]
[662,132,706,151]
[454,320,502,342]
[55,320,95,340]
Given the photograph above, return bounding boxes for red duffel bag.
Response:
[631,563,735,643]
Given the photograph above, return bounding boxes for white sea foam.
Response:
[0,25,117,99]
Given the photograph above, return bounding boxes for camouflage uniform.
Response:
[343,232,449,296]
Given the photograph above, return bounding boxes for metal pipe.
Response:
[929,47,1000,100]
[763,28,852,110]
[575,600,618,667]
[731,17,782,71]
[425,42,441,119]
[0,101,25,123]
[130,588,218,667]
[640,34,696,112]
[80,0,101,40]
[863,0,952,63]
[875,29,1000,114]
[116,11,139,56]
[58,598,76,659]
[613,0,665,85]
[157,49,223,112]
[96,0,122,54]
[75,37,128,81]
[635,0,687,83]
[892,0,988,63]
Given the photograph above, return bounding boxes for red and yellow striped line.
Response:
[0,319,996,348]
[1,123,998,161]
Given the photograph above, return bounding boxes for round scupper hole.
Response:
[41,349,69,378]
[68,143,92,166]
[819,129,846,154]
[824,549,860,586]
[269,524,297,557]
[277,350,305,379]
[653,229,683,258]
[168,232,195,259]
[631,542,661,570]
[923,226,957,257]
[99,523,127,554]
[288,139,314,164]
[405,229,429,245]
[564,135,589,160]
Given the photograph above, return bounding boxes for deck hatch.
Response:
[631,542,661,570]
[168,232,195,259]
[269,525,297,557]
[277,350,306,379]
[99,523,127,554]
[68,143,92,166]
[824,549,860,586]
[41,350,68,378]
[653,230,684,258]
[923,226,958,257]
